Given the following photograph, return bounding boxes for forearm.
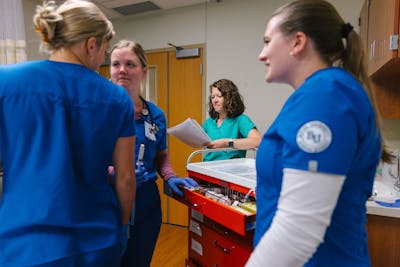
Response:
[246,168,345,266]
[155,149,177,181]
[115,173,136,224]
[231,137,260,149]
[113,136,136,224]
[230,129,261,149]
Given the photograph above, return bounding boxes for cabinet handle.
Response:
[211,222,229,236]
[370,40,376,60]
[213,240,232,254]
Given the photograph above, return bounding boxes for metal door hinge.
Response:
[389,35,399,51]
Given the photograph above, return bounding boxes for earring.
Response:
[289,51,293,56]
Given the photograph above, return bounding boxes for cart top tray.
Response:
[186,158,256,189]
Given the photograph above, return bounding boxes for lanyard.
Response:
[140,96,159,135]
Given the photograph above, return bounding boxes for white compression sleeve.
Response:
[245,168,345,267]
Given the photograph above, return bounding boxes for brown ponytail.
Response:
[271,0,391,163]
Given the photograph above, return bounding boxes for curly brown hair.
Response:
[208,79,245,119]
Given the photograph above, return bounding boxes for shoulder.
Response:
[293,67,367,108]
[306,67,363,94]
[202,117,214,126]
[237,114,252,121]
[146,101,164,114]
[1,60,46,75]
[233,114,255,124]
[0,60,57,95]
[146,101,166,120]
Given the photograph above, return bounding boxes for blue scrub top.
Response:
[255,67,381,266]
[0,60,135,266]
[134,100,167,187]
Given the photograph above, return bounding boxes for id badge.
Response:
[144,121,156,141]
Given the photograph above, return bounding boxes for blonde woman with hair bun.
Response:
[0,1,136,266]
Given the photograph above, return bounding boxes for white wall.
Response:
[23,0,43,60]
[23,0,400,149]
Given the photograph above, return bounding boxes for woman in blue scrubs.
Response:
[246,1,392,266]
[0,1,136,267]
[109,40,198,267]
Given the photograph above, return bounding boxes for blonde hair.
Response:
[110,40,148,95]
[33,0,114,53]
[110,40,148,68]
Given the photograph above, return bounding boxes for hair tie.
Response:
[35,27,49,43]
[341,23,353,38]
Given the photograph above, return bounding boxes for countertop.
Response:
[366,200,400,218]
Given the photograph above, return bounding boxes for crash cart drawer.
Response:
[185,158,256,236]
[182,186,255,236]
[188,215,253,267]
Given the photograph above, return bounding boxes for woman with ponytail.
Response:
[246,1,391,266]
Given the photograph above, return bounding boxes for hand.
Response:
[206,140,217,149]
[167,177,198,197]
[108,166,115,184]
[135,164,148,181]
[206,139,228,149]
[120,224,129,256]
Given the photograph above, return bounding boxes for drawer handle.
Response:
[183,198,200,207]
[213,240,232,254]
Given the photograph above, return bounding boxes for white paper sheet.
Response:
[167,118,211,147]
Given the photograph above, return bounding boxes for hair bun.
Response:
[33,1,62,43]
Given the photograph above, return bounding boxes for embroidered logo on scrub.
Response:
[296,121,332,153]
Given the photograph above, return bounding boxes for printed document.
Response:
[167,118,211,147]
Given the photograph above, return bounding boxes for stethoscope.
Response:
[139,96,159,135]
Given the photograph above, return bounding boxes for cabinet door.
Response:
[367,0,399,75]
[367,214,400,266]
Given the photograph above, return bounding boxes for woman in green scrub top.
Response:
[202,79,261,161]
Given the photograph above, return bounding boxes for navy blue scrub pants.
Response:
[121,180,162,267]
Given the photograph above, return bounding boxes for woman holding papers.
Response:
[202,79,261,161]
[109,40,197,267]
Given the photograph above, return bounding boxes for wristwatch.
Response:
[228,138,234,148]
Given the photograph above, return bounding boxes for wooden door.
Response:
[146,52,169,223]
[98,65,110,79]
[147,48,204,226]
